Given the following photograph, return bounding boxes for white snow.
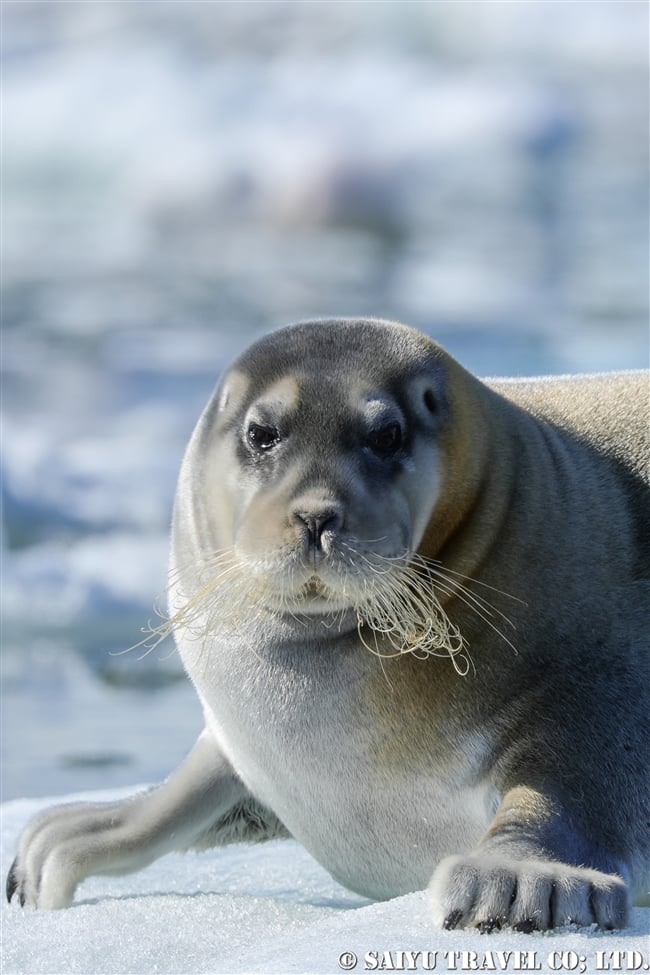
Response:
[2,791,648,975]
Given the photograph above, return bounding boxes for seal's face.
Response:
[191,321,447,624]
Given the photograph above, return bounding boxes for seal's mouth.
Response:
[293,573,349,612]
[303,574,328,596]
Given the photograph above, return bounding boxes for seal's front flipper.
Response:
[7,728,251,910]
[428,786,630,931]
[430,852,628,932]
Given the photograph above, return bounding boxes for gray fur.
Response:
[8,319,649,930]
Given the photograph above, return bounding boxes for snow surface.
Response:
[2,791,648,975]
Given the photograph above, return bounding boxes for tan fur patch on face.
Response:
[218,370,250,415]
[258,376,301,413]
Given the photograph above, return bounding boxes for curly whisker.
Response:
[116,542,518,680]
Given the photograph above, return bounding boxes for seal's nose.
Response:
[292,505,343,551]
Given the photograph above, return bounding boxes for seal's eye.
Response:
[247,423,280,451]
[367,422,402,458]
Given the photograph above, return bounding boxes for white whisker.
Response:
[115,540,517,680]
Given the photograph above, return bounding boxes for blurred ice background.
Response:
[2,0,649,802]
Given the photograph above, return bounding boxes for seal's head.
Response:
[170,319,473,665]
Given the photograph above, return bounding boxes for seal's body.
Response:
[8,320,649,931]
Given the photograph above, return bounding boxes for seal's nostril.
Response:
[293,507,342,548]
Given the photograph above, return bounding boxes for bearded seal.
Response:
[7,319,649,931]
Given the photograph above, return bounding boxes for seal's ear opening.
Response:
[423,389,437,414]
[408,373,444,430]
